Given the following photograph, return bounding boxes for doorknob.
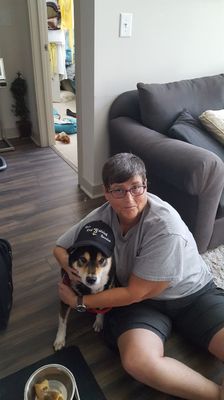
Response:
[44,44,48,51]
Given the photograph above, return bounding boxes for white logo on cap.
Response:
[85,225,111,243]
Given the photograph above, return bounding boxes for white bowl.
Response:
[24,363,80,400]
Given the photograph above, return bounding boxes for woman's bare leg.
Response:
[118,329,222,400]
[208,327,224,361]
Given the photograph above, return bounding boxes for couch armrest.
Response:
[109,117,224,252]
[109,117,224,195]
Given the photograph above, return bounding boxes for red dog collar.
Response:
[87,307,112,314]
[62,272,71,286]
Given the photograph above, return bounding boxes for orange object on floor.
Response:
[55,132,70,144]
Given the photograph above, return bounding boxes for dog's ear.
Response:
[68,246,85,266]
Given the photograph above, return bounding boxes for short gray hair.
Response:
[102,153,147,189]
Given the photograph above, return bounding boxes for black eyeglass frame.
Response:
[108,185,147,199]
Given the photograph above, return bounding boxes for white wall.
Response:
[1,0,224,196]
[95,0,224,93]
[0,0,38,142]
[85,0,224,194]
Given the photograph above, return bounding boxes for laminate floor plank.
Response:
[0,140,223,400]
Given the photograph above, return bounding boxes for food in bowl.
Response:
[24,364,78,400]
[34,379,64,400]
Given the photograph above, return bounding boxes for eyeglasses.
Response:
[108,185,146,199]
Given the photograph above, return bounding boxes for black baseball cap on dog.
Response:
[72,220,115,257]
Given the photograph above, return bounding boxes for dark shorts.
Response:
[103,281,224,350]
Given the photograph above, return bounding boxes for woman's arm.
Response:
[53,246,69,270]
[53,245,80,282]
[58,273,170,309]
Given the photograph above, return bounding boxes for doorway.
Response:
[47,0,78,171]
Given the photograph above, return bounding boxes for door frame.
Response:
[27,0,86,190]
[27,0,59,147]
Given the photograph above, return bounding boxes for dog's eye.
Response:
[78,256,87,264]
[98,257,106,265]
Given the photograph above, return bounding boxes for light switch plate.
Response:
[119,13,133,37]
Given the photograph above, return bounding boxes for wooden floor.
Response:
[0,140,223,400]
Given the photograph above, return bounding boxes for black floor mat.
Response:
[0,345,106,400]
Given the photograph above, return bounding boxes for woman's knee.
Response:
[120,347,140,375]
[120,345,162,382]
[208,327,224,361]
[118,329,164,378]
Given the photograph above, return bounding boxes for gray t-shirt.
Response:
[56,193,212,300]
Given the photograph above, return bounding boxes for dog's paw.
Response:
[53,337,66,351]
[54,315,68,351]
[93,320,103,332]
[93,314,104,332]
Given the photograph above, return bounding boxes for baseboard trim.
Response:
[79,176,103,199]
[2,128,41,149]
[31,135,41,147]
[3,127,18,139]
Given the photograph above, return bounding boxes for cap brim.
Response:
[72,240,112,257]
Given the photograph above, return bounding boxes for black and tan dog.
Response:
[54,221,115,351]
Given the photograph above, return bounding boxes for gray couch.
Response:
[109,73,224,253]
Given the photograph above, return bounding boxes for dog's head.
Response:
[69,245,113,289]
[68,221,115,291]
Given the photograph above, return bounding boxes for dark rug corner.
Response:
[0,345,106,400]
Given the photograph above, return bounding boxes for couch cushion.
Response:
[199,109,224,146]
[167,110,224,162]
[137,74,224,133]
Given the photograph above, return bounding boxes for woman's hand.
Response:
[54,246,81,283]
[58,282,77,308]
[64,266,81,283]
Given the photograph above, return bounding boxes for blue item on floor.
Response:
[53,108,77,134]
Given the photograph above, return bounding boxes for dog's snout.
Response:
[86,276,97,285]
